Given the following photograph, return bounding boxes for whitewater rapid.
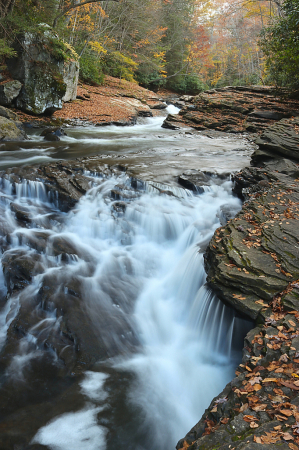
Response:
[0,167,252,450]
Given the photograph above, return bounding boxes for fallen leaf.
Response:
[280,409,293,417]
[239,403,249,412]
[263,378,278,383]
[288,443,299,450]
[280,354,289,363]
[275,414,288,421]
[250,421,259,428]
[220,417,229,424]
[282,432,294,441]
[251,404,267,412]
[279,380,299,391]
[243,415,258,422]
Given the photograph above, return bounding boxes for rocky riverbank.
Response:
[177,119,299,449]
[9,75,168,128]
[162,86,299,135]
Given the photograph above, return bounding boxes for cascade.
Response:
[0,167,253,450]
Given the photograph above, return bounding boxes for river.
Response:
[0,106,254,450]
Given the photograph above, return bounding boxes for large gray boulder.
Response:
[6,27,79,115]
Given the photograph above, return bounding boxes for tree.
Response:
[52,0,120,28]
[260,0,299,91]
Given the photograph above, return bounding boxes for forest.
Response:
[0,0,298,95]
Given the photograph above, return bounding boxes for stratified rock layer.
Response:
[163,86,299,134]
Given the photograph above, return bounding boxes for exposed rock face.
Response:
[255,118,299,160]
[0,80,22,106]
[162,86,299,134]
[6,28,79,114]
[0,116,27,141]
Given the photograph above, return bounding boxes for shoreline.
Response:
[177,118,299,450]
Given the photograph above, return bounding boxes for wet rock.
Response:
[41,127,67,137]
[149,101,167,110]
[10,202,31,224]
[137,110,153,117]
[249,110,285,120]
[2,249,44,294]
[162,114,186,130]
[0,80,22,106]
[43,132,60,141]
[178,170,229,193]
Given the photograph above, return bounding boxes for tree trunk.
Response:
[0,0,15,18]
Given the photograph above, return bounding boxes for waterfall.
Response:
[0,172,252,450]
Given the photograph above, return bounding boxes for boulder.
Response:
[0,80,22,106]
[6,28,79,115]
[0,105,20,121]
[0,116,27,141]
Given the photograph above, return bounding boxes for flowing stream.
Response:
[0,106,253,450]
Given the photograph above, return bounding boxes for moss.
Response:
[231,429,254,442]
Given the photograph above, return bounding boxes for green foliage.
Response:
[79,53,104,85]
[260,0,299,90]
[102,51,138,82]
[167,74,205,95]
[135,68,166,90]
[48,38,78,62]
[0,38,16,59]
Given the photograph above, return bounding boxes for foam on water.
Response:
[32,407,107,450]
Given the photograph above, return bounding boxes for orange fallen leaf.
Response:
[280,409,293,417]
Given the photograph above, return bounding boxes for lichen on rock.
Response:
[6,26,79,115]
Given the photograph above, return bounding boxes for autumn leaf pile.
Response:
[15,76,164,126]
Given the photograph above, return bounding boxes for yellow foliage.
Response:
[89,41,107,55]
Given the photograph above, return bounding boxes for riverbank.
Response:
[14,76,169,127]
[162,86,299,135]
[177,118,299,450]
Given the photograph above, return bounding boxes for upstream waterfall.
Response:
[0,167,252,450]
